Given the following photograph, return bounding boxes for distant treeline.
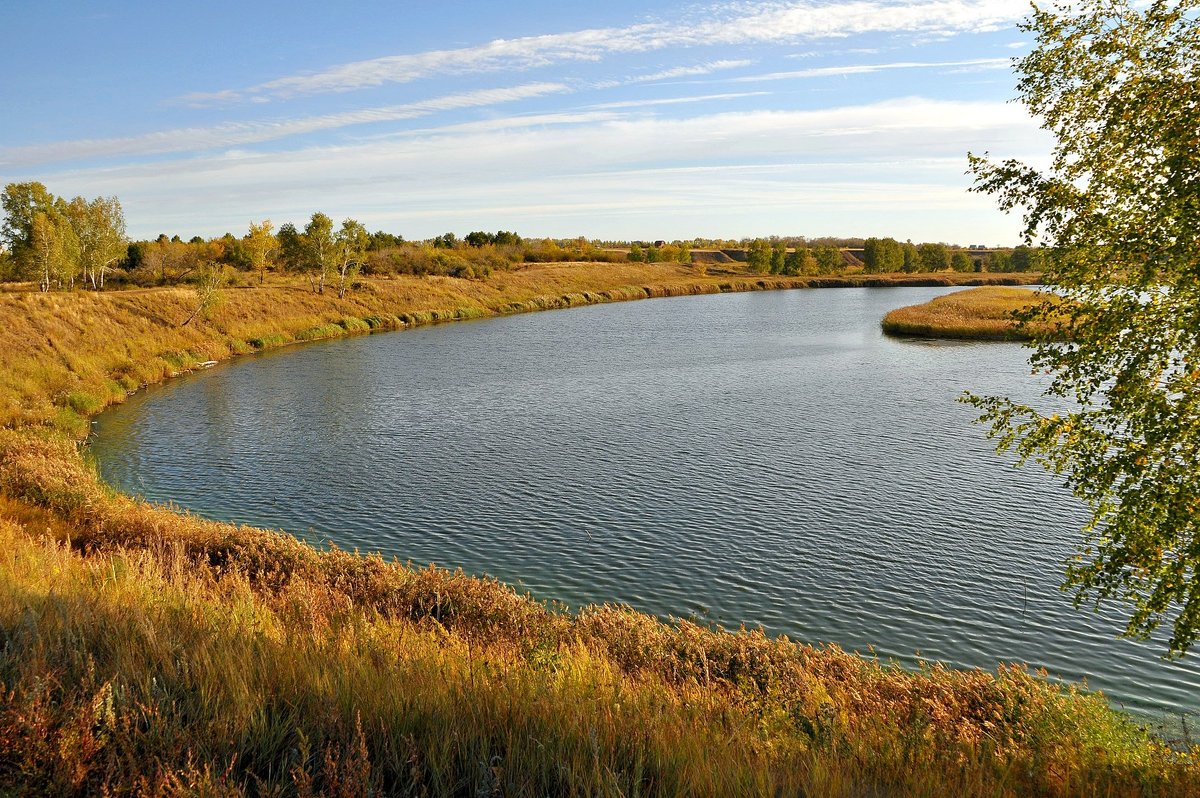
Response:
[859,237,1043,274]
[1,182,1044,295]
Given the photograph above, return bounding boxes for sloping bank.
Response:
[2,263,1195,797]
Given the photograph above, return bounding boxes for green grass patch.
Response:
[63,391,105,416]
[295,323,345,341]
[159,350,189,370]
[248,332,289,349]
[228,337,255,355]
[50,406,90,438]
[452,306,486,320]
[362,314,405,330]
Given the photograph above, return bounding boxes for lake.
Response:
[89,286,1200,726]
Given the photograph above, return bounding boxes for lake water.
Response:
[89,286,1200,725]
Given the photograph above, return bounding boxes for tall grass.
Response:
[2,263,1188,796]
[881,285,1064,340]
[0,452,1195,796]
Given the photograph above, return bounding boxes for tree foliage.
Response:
[2,183,126,290]
[244,220,276,285]
[812,245,842,274]
[65,195,126,290]
[334,218,368,299]
[180,260,227,327]
[746,238,772,273]
[302,212,336,294]
[863,237,905,273]
[967,0,1200,655]
[916,242,951,272]
[29,208,80,292]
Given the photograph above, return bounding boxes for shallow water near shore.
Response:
[90,285,1200,727]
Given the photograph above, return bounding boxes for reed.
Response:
[881,285,1064,341]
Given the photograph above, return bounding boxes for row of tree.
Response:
[1,183,1046,294]
[277,215,367,298]
[744,239,845,275]
[861,237,1043,274]
[628,241,691,264]
[1,183,127,291]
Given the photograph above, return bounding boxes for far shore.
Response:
[0,262,1039,433]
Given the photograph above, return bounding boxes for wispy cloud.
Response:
[179,0,1026,105]
[628,59,753,83]
[24,97,1047,242]
[586,91,770,110]
[0,83,569,168]
[730,57,1010,82]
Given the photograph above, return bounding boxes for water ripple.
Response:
[90,287,1200,724]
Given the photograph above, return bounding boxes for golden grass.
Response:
[881,285,1065,341]
[2,263,1191,796]
[0,265,1036,432]
[1,430,1195,796]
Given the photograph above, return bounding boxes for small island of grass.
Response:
[882,285,1065,341]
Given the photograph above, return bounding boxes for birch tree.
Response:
[302,213,335,294]
[244,219,276,285]
[334,218,368,299]
[29,209,80,292]
[65,195,126,290]
[967,0,1200,655]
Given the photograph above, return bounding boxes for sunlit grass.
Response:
[3,263,1179,796]
[0,449,1195,796]
[0,266,1035,433]
[881,285,1065,340]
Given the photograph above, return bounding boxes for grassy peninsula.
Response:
[1,264,1196,797]
[880,286,1065,341]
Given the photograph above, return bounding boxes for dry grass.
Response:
[0,265,1037,432]
[881,285,1065,341]
[1,263,1188,796]
[0,430,1196,796]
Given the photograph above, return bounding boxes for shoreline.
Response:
[3,263,1192,796]
[0,263,1038,435]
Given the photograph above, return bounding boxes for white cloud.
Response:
[179,0,1027,104]
[0,83,569,168]
[730,57,1011,82]
[628,59,754,83]
[23,97,1048,243]
[586,91,770,110]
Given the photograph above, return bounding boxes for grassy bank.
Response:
[2,262,1194,796]
[0,263,1035,433]
[881,285,1064,341]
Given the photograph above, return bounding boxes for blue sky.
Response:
[0,0,1050,243]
